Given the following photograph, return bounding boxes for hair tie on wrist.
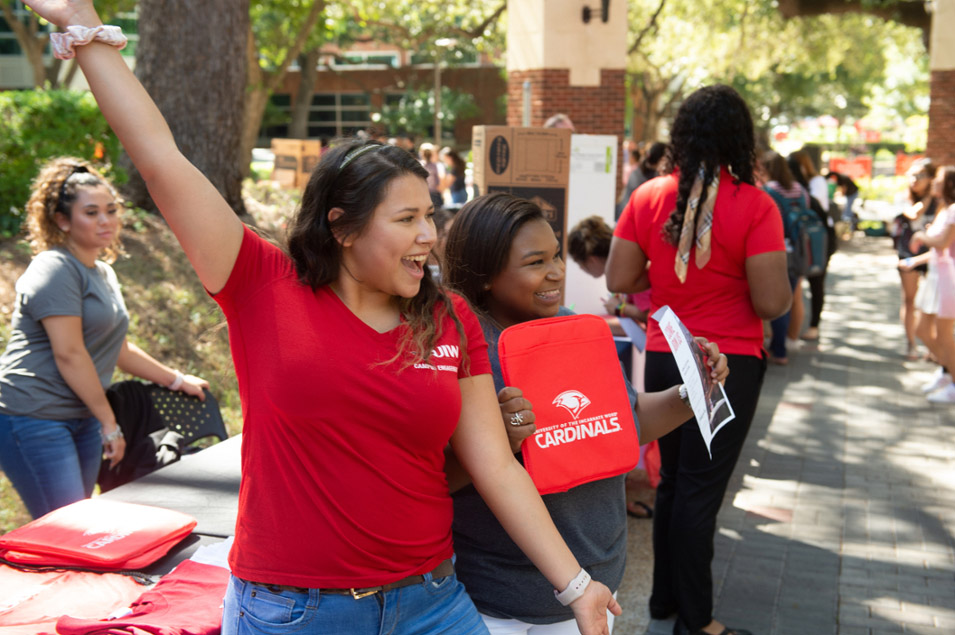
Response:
[50,25,127,60]
[168,371,185,391]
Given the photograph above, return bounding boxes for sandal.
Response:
[627,500,653,519]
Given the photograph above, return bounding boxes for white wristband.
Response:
[554,568,591,606]
[50,25,128,60]
[168,370,185,391]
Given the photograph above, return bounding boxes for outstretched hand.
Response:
[569,579,622,635]
[21,0,101,28]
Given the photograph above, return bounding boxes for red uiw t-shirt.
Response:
[213,226,491,588]
[614,169,784,357]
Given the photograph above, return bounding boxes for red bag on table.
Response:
[499,314,640,494]
[0,498,196,571]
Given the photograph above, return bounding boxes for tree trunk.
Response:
[122,0,249,215]
[241,86,271,177]
[239,2,326,176]
[289,48,321,139]
[2,3,46,87]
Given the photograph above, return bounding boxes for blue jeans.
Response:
[842,192,858,226]
[450,188,467,204]
[223,570,489,635]
[0,413,102,519]
[769,275,800,358]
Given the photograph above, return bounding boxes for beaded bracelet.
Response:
[101,426,123,444]
[50,25,127,60]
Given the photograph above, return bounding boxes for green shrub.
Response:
[0,89,126,238]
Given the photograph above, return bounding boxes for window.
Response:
[262,92,373,140]
[409,48,478,67]
[0,3,47,57]
[329,51,399,69]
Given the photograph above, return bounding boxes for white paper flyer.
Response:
[617,316,647,352]
[651,305,735,457]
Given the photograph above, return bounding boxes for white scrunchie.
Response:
[50,25,127,60]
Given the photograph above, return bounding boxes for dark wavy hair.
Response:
[567,215,613,264]
[443,192,546,315]
[939,165,955,206]
[662,85,756,245]
[286,139,465,366]
[640,141,668,175]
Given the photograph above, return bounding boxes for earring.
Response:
[483,283,491,290]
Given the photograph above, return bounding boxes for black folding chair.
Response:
[97,380,228,492]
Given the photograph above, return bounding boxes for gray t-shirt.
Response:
[451,307,640,624]
[0,248,129,419]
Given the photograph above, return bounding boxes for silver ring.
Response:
[509,412,525,426]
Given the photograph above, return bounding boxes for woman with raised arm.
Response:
[442,192,728,635]
[0,157,208,519]
[22,2,620,633]
[606,85,789,635]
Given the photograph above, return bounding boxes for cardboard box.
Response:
[270,139,323,189]
[472,126,571,247]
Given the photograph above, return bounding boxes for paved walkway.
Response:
[615,234,955,634]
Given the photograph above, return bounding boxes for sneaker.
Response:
[921,367,952,393]
[927,383,955,403]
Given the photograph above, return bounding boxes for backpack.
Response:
[767,187,828,279]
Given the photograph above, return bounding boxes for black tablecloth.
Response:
[101,435,241,575]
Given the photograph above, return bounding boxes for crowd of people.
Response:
[1,3,951,635]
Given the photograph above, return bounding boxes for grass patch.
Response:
[0,179,298,532]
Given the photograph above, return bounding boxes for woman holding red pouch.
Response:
[443,192,727,635]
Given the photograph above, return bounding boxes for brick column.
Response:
[506,69,626,196]
[505,0,627,197]
[928,0,955,166]
[927,70,955,166]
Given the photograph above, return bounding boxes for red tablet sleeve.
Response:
[498,314,640,494]
[0,498,196,571]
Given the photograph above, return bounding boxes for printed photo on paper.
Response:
[651,305,735,456]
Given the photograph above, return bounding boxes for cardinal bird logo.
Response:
[552,390,592,420]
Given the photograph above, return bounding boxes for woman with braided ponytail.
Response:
[606,85,790,635]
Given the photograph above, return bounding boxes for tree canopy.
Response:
[625,0,929,143]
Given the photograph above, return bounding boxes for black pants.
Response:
[807,270,826,328]
[645,351,767,631]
